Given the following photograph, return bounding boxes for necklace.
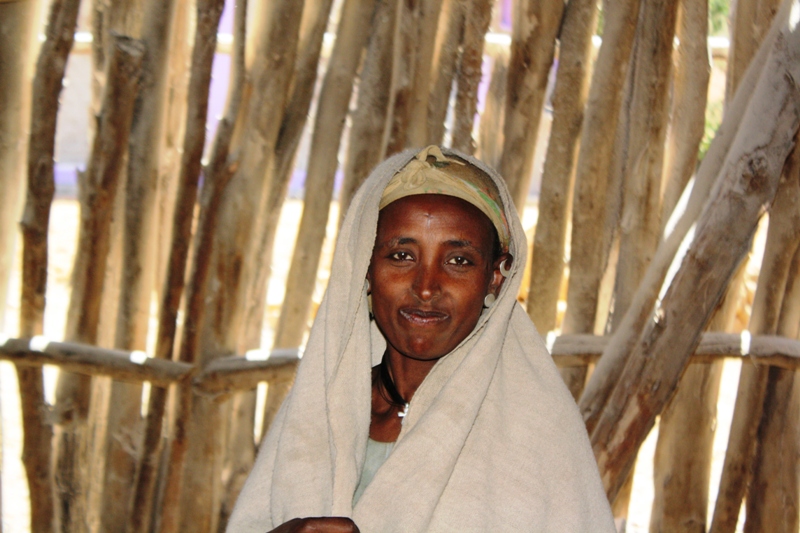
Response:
[378,353,410,418]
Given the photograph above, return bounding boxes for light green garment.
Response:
[353,438,394,505]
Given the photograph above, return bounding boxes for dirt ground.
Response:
[1,198,751,532]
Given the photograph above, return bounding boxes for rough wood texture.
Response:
[161,1,304,529]
[727,0,782,101]
[711,130,800,533]
[425,0,464,145]
[743,242,800,533]
[449,0,491,154]
[610,0,679,332]
[0,0,38,333]
[590,20,800,501]
[339,0,398,218]
[526,0,598,334]
[649,261,745,533]
[385,0,422,156]
[1,338,193,386]
[660,0,711,228]
[405,0,443,148]
[578,0,788,430]
[476,50,507,171]
[562,0,641,340]
[275,0,376,350]
[498,0,564,209]
[19,0,82,529]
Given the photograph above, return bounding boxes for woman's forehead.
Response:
[376,194,495,242]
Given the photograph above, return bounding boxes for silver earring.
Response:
[499,259,511,278]
[483,293,496,308]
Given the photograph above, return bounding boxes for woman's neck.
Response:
[384,349,437,404]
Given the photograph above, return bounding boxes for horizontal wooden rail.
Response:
[1,333,798,392]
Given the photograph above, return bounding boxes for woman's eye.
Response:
[389,251,413,261]
[446,256,472,266]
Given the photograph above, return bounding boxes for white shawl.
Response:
[228,148,616,532]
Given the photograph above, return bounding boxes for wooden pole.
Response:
[449,0,492,154]
[498,0,564,209]
[578,0,790,430]
[660,0,711,229]
[526,0,598,334]
[0,0,39,334]
[476,49,507,171]
[610,0,679,332]
[560,0,641,398]
[710,132,800,533]
[339,0,399,219]
[590,20,800,501]
[19,0,82,529]
[425,0,464,146]
[405,0,444,148]
[744,241,800,533]
[274,0,376,351]
[160,0,304,528]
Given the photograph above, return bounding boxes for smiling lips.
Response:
[399,307,449,326]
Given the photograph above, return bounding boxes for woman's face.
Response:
[368,194,507,362]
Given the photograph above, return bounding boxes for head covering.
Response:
[380,146,510,251]
[228,147,615,533]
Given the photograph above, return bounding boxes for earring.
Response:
[483,293,496,308]
[499,258,511,278]
[365,279,373,316]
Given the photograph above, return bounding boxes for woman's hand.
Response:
[268,517,360,533]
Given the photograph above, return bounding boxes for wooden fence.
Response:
[1,0,800,531]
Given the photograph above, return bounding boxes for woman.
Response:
[228,146,615,532]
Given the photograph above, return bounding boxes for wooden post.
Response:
[52,33,144,533]
[560,0,641,397]
[578,0,790,430]
[589,20,800,500]
[425,0,464,146]
[710,133,800,533]
[744,241,800,533]
[450,0,492,154]
[498,0,564,209]
[385,0,422,156]
[610,0,679,331]
[0,0,39,334]
[405,0,444,148]
[159,0,304,529]
[476,49,507,171]
[649,262,745,533]
[659,0,711,228]
[274,0,376,350]
[526,0,598,333]
[339,0,399,219]
[19,0,82,530]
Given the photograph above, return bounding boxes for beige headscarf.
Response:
[228,147,615,532]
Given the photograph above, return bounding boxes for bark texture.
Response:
[19,0,82,530]
[274,0,376,350]
[498,0,564,209]
[590,21,800,501]
[579,0,790,430]
[526,0,598,334]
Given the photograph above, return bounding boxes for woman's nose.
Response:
[412,263,440,302]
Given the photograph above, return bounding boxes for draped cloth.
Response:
[227,148,616,533]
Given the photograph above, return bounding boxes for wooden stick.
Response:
[526,0,599,333]
[450,0,492,154]
[590,18,800,501]
[498,0,565,209]
[578,0,792,431]
[384,0,421,156]
[19,0,81,530]
[1,337,193,386]
[6,334,800,383]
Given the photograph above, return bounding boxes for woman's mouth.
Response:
[399,308,449,326]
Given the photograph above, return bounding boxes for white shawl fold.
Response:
[227,148,616,532]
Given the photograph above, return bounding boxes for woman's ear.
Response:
[489,253,512,295]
